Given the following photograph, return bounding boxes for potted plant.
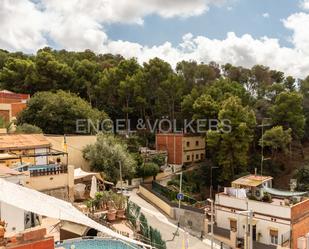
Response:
[107,208,117,221]
[115,194,126,218]
[0,220,6,242]
[86,199,93,212]
[95,192,108,210]
[106,191,116,210]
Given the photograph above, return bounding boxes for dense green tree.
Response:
[0,57,36,93]
[33,51,74,92]
[259,126,292,159]
[300,76,309,139]
[294,165,309,191]
[193,94,219,120]
[141,58,173,119]
[17,90,107,134]
[142,162,160,179]
[72,59,100,105]
[151,154,166,167]
[83,133,136,181]
[207,96,256,181]
[269,92,305,139]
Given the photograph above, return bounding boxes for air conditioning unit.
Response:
[297,236,307,249]
[293,196,302,203]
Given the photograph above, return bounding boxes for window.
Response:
[196,154,199,160]
[201,153,204,159]
[230,219,237,232]
[187,155,190,161]
[270,229,278,245]
[195,141,199,146]
[186,141,190,147]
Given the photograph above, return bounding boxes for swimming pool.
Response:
[14,163,60,172]
[56,238,140,249]
[29,164,60,171]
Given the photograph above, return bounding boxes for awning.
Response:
[0,165,25,176]
[0,178,150,248]
[74,168,113,185]
[60,221,89,236]
[263,187,307,197]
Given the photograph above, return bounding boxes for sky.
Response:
[1,0,309,78]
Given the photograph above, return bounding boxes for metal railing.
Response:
[30,165,68,177]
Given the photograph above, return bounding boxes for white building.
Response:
[215,175,309,249]
[0,166,39,235]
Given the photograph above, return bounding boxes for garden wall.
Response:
[139,183,206,233]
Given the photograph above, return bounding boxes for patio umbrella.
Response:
[90,175,97,199]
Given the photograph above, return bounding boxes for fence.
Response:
[152,181,197,206]
[30,166,68,177]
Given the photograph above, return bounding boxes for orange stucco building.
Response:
[4,228,55,249]
[156,133,206,165]
[0,90,30,123]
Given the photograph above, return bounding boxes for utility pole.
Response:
[210,166,218,199]
[258,118,271,176]
[260,120,264,176]
[237,210,254,249]
[178,171,183,208]
[249,210,253,249]
[210,165,213,199]
[119,161,123,194]
[207,198,214,249]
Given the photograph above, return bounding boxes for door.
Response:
[252,225,257,241]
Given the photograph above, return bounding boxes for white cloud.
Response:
[105,32,309,78]
[300,0,309,10]
[0,0,309,78]
[283,12,309,55]
[0,0,48,52]
[262,13,270,18]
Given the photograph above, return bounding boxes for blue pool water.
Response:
[56,238,139,249]
[14,163,60,172]
[29,164,60,171]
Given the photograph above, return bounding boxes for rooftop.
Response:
[232,174,273,187]
[0,134,51,150]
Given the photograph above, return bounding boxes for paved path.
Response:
[129,190,211,249]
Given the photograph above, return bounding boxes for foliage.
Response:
[207,96,256,181]
[151,154,166,166]
[1,47,309,184]
[15,123,43,134]
[294,165,309,191]
[259,126,292,157]
[83,133,136,181]
[114,194,126,210]
[17,90,107,134]
[139,213,149,238]
[142,162,160,179]
[269,92,305,139]
[139,212,166,249]
[126,201,141,228]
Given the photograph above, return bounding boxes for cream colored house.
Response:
[215,175,309,249]
[156,133,206,165]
